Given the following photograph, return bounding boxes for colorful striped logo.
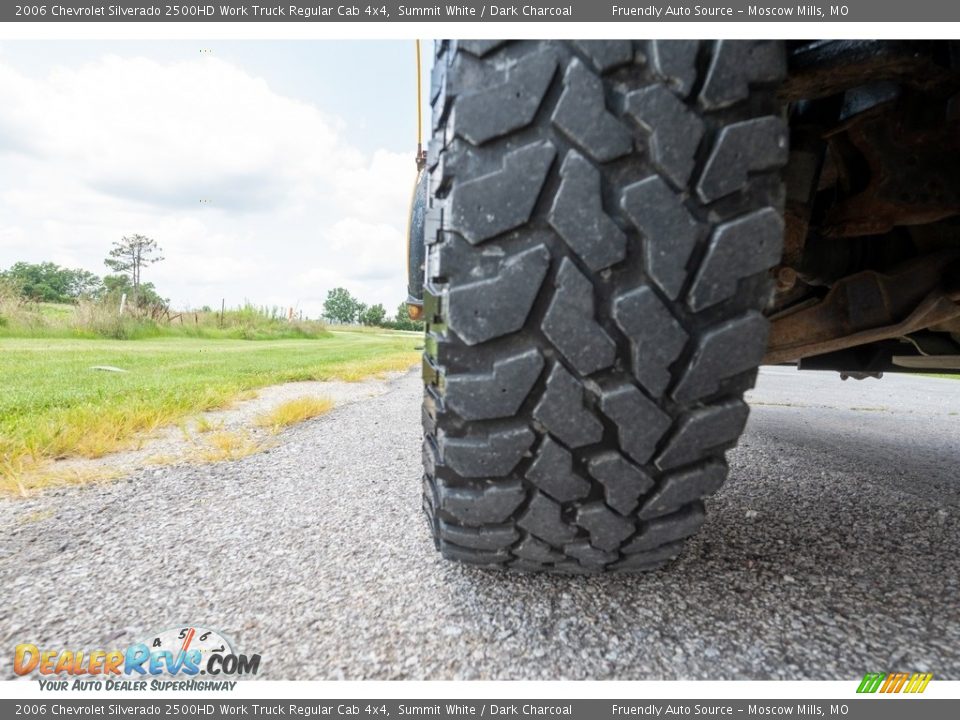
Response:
[857,672,933,694]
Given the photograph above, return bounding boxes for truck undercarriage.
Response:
[770,40,960,375]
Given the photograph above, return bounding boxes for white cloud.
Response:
[0,50,417,316]
[291,217,406,303]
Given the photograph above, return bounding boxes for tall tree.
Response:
[68,269,103,298]
[104,234,163,304]
[355,301,368,322]
[323,287,360,324]
[102,274,165,307]
[359,303,387,327]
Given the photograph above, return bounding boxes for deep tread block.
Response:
[625,84,705,188]
[422,436,438,478]
[444,349,544,420]
[551,59,632,163]
[455,50,557,145]
[571,40,633,72]
[672,311,769,403]
[699,41,787,110]
[527,436,591,502]
[438,480,526,526]
[458,40,508,58]
[446,244,550,345]
[648,41,700,98]
[450,141,556,244]
[587,451,654,515]
[511,559,552,573]
[600,384,671,465]
[514,535,565,563]
[576,502,635,552]
[422,476,439,524]
[533,364,604,449]
[440,425,535,478]
[639,461,727,519]
[439,520,519,551]
[621,176,702,299]
[542,258,617,375]
[564,540,618,568]
[613,285,688,397]
[549,151,627,271]
[518,492,578,546]
[656,399,750,470]
[623,503,706,553]
[688,208,784,311]
[439,540,510,565]
[430,48,446,104]
[696,117,788,203]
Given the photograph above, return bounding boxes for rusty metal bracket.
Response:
[764,251,960,364]
[820,101,960,237]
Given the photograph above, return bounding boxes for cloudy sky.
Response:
[0,41,430,317]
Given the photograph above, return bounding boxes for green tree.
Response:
[359,303,387,327]
[323,287,360,324]
[104,234,164,304]
[0,262,103,303]
[102,274,131,296]
[68,269,103,298]
[101,274,166,308]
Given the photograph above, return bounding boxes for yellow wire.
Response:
[415,39,423,152]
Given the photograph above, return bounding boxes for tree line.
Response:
[0,261,167,307]
[323,287,423,331]
[0,235,166,309]
[2,234,424,331]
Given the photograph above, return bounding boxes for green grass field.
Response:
[1,329,421,494]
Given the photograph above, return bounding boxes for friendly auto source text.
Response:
[611,5,841,17]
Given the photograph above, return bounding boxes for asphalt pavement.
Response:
[2,367,958,680]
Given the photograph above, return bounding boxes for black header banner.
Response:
[3,0,960,22]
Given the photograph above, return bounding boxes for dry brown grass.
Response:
[255,396,335,434]
[188,430,270,463]
[1,457,122,497]
[194,416,223,434]
[322,353,419,382]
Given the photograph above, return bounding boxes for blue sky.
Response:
[0,41,432,315]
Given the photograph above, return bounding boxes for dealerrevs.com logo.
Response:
[15,626,260,691]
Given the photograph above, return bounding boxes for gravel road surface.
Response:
[2,368,958,680]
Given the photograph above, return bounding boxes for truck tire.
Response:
[421,40,788,573]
